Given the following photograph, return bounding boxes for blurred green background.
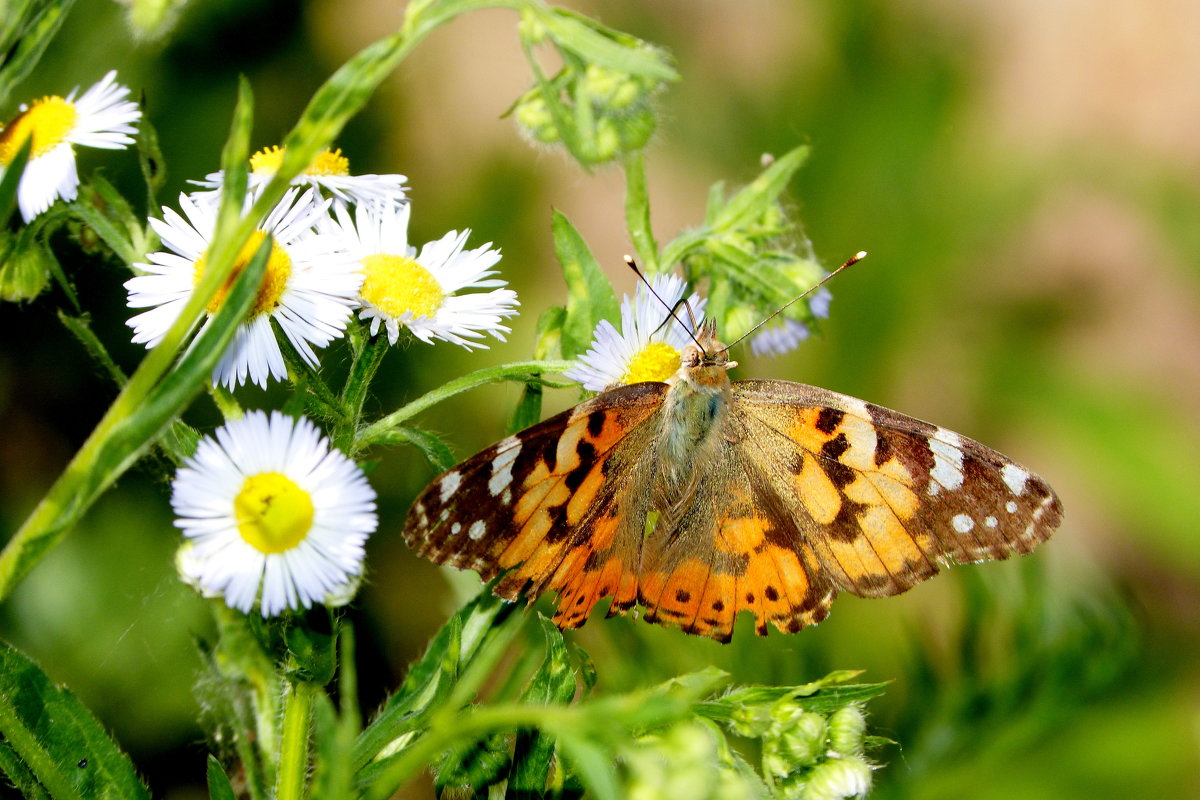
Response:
[1,0,1198,797]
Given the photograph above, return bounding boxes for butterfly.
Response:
[402,319,1062,642]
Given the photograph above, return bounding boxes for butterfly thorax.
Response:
[652,322,738,502]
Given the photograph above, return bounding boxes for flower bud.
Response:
[827,705,867,756]
[801,755,872,800]
[0,233,52,302]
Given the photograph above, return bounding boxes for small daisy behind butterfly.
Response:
[403,269,1062,641]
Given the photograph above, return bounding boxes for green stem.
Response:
[277,680,316,800]
[336,333,389,451]
[355,360,574,448]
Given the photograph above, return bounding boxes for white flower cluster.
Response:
[124,143,519,388]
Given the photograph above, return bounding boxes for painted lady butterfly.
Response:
[403,319,1062,642]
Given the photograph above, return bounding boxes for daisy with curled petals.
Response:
[326,201,519,349]
[125,188,362,388]
[172,411,377,616]
[193,144,408,209]
[564,273,707,391]
[0,70,141,222]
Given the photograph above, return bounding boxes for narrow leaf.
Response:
[509,616,577,794]
[0,0,76,108]
[553,210,619,359]
[205,756,237,800]
[712,145,810,232]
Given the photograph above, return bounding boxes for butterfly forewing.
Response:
[732,379,1062,599]
[402,382,667,605]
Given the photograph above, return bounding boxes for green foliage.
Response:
[0,641,149,799]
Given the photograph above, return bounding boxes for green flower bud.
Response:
[827,706,867,756]
[518,8,549,44]
[801,755,872,800]
[0,233,52,302]
[513,91,560,144]
[729,703,773,737]
[776,711,828,767]
[584,64,644,110]
[616,106,656,152]
[588,116,621,164]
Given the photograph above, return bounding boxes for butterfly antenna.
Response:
[624,255,706,350]
[718,250,867,355]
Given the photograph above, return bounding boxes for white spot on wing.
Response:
[488,440,521,496]
[440,471,461,503]
[929,431,965,491]
[984,516,998,528]
[468,520,486,540]
[1001,464,1029,496]
[952,513,974,533]
[450,522,461,535]
[1006,500,1018,514]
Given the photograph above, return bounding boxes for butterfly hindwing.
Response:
[732,379,1062,599]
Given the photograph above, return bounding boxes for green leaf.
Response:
[135,100,167,213]
[508,380,543,435]
[623,150,658,270]
[205,756,237,800]
[557,733,620,800]
[285,612,338,686]
[354,588,517,771]
[0,0,76,109]
[0,641,149,800]
[711,145,810,233]
[71,185,139,267]
[538,7,679,82]
[371,426,456,473]
[553,210,619,359]
[508,616,578,794]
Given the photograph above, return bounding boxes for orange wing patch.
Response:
[734,379,1061,599]
[403,382,666,596]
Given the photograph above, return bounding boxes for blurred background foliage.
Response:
[1,0,1198,797]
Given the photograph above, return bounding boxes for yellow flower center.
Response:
[622,341,681,384]
[235,472,314,554]
[193,231,292,316]
[0,96,78,164]
[248,145,350,177]
[359,253,444,319]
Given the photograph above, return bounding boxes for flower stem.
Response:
[276,679,316,800]
[355,360,574,448]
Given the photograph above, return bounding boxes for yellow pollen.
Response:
[235,472,314,554]
[622,341,681,384]
[248,145,350,177]
[0,96,78,165]
[306,148,349,176]
[193,230,292,316]
[359,253,444,319]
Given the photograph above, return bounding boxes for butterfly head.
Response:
[672,319,737,391]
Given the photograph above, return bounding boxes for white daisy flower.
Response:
[0,70,141,222]
[172,411,377,616]
[565,273,706,391]
[192,144,408,209]
[125,188,362,388]
[325,201,519,349]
